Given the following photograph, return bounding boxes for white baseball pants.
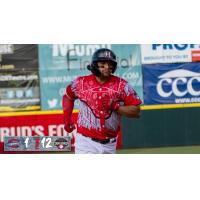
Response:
[74,133,117,154]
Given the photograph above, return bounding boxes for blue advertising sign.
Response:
[143,62,200,105]
[39,44,143,110]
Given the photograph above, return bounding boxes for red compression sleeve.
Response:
[62,94,74,124]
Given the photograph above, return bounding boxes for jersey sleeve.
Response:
[122,83,142,106]
[65,78,78,100]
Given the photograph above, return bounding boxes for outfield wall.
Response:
[122,106,200,148]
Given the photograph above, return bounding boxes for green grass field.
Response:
[117,145,200,154]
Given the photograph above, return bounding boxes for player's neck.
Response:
[95,75,111,84]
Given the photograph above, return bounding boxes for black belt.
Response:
[82,134,116,144]
[91,137,116,144]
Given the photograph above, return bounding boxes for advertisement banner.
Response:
[0,112,122,153]
[143,62,200,105]
[0,44,40,112]
[39,44,143,110]
[141,44,200,64]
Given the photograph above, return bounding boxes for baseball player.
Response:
[62,48,142,154]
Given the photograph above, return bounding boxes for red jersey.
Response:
[64,74,142,140]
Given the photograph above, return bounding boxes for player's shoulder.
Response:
[73,74,94,84]
[111,75,128,84]
[78,74,93,79]
[73,74,90,80]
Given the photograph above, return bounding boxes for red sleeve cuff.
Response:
[124,95,142,106]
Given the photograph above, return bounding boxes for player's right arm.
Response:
[62,80,77,132]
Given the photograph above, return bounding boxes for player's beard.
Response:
[100,68,112,78]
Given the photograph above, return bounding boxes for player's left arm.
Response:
[115,83,142,118]
[116,104,141,118]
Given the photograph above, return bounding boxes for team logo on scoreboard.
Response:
[5,138,20,149]
[54,138,69,150]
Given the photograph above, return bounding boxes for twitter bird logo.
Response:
[48,99,58,108]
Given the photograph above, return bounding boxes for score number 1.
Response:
[25,137,53,149]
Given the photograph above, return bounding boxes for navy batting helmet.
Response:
[87,48,117,76]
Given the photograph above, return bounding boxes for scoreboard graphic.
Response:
[4,136,71,152]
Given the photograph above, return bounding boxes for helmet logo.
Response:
[104,51,111,58]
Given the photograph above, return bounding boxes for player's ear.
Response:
[87,64,92,71]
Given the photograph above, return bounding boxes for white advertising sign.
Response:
[141,44,200,64]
